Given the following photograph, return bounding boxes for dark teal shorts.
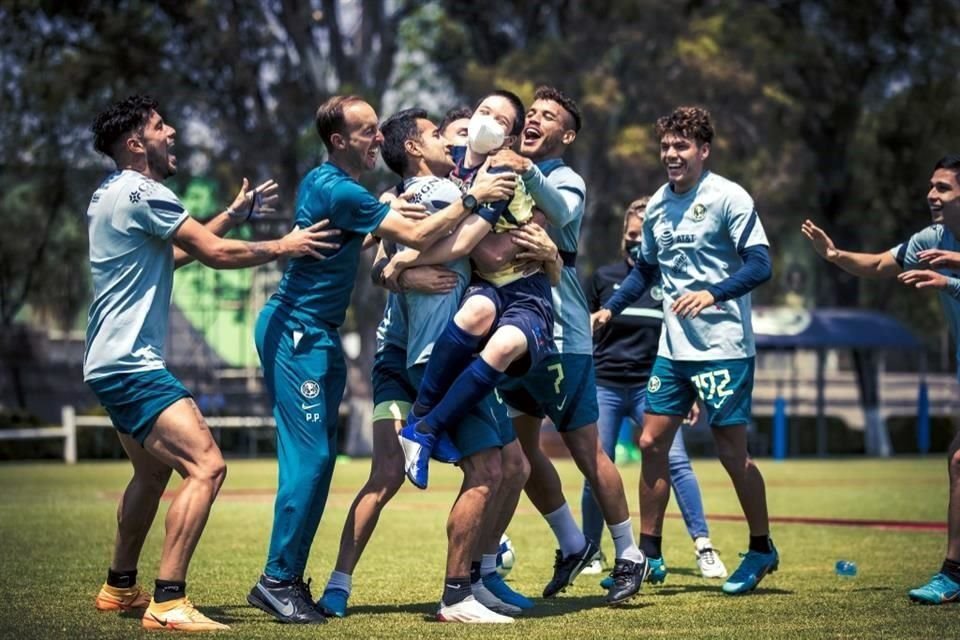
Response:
[645,356,755,427]
[498,353,599,431]
[87,368,192,444]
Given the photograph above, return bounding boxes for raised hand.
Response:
[898,269,949,290]
[470,163,517,202]
[917,249,960,270]
[281,219,340,259]
[801,219,840,261]
[228,178,281,221]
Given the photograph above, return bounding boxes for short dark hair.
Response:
[439,106,472,137]
[380,108,429,177]
[315,95,364,153]
[91,94,159,159]
[934,154,960,181]
[533,86,582,132]
[475,90,525,138]
[655,106,714,146]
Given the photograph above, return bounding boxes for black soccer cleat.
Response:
[542,540,601,598]
[605,556,649,605]
[247,574,327,624]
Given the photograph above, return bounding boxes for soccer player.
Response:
[801,154,960,604]
[586,196,726,581]
[248,95,516,624]
[86,94,338,631]
[482,87,650,603]
[316,108,519,621]
[592,106,776,596]
[439,106,472,146]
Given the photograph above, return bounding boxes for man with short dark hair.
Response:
[87,94,337,632]
[593,105,776,597]
[803,154,960,604]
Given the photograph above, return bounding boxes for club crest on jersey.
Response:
[647,376,662,393]
[651,285,664,301]
[129,190,142,203]
[300,380,320,399]
[692,203,706,222]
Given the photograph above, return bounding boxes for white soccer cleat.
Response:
[471,581,521,616]
[695,537,728,579]
[580,551,606,575]
[437,595,514,623]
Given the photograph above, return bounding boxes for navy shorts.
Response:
[499,353,600,432]
[646,356,755,427]
[87,368,192,444]
[371,344,417,406]
[464,274,556,377]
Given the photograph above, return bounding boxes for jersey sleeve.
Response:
[724,187,768,251]
[640,211,659,265]
[331,180,391,234]
[130,182,190,239]
[422,179,461,211]
[522,165,584,228]
[900,225,943,269]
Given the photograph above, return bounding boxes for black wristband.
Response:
[371,256,390,287]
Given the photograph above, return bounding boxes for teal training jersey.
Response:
[896,224,960,379]
[271,162,390,329]
[523,159,592,355]
[400,175,471,368]
[641,170,769,360]
[83,170,190,381]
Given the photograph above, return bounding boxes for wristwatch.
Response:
[461,193,478,212]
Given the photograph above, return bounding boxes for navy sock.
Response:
[470,561,482,584]
[749,535,772,554]
[413,321,483,417]
[442,575,471,605]
[154,579,186,603]
[942,558,960,583]
[425,358,503,433]
[107,568,137,589]
[639,534,662,559]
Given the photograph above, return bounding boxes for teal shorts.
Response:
[407,365,514,458]
[498,353,599,432]
[87,368,192,444]
[645,356,755,427]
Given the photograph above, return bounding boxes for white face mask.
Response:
[467,114,506,155]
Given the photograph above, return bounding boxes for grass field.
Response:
[1,456,958,639]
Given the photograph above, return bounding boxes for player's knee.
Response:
[638,431,665,456]
[455,297,496,335]
[469,453,503,489]
[482,330,526,367]
[501,447,530,487]
[949,448,960,477]
[370,465,405,498]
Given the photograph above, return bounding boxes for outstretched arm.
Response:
[801,219,901,278]
[173,217,339,268]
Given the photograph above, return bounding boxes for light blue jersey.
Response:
[522,159,592,355]
[400,175,471,367]
[895,224,960,379]
[270,162,390,329]
[641,171,769,360]
[375,293,408,354]
[83,170,189,381]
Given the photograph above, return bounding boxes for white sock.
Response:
[609,519,645,563]
[326,570,352,595]
[544,503,587,556]
[481,553,498,577]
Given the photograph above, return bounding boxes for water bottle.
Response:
[835,560,857,577]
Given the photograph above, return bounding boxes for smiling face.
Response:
[660,132,709,194]
[414,118,455,176]
[521,98,575,161]
[928,167,960,227]
[338,101,384,173]
[135,110,177,180]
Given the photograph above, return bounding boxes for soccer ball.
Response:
[495,534,516,577]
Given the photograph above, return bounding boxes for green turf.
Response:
[1,457,957,639]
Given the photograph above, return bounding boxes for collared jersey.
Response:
[271,162,390,329]
[400,175,471,368]
[83,170,190,381]
[641,170,769,360]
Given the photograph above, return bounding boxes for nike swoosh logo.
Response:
[445,584,462,589]
[556,396,568,411]
[301,402,323,410]
[257,585,296,617]
[149,613,170,627]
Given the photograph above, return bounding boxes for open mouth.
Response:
[523,126,542,143]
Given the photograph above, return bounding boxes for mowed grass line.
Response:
[0,457,957,639]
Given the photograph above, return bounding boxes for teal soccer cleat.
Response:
[722,545,779,595]
[483,573,534,610]
[908,573,960,605]
[317,588,349,618]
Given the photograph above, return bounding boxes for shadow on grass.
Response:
[653,585,794,597]
[344,595,650,620]
[197,605,267,624]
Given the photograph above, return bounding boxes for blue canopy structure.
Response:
[752,307,924,458]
